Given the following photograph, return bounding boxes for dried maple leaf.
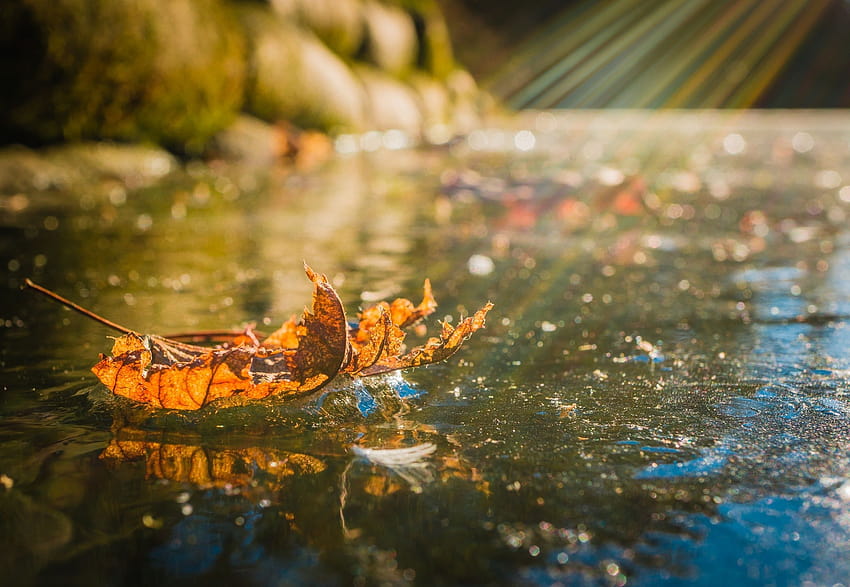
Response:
[92,266,349,409]
[343,303,396,375]
[341,279,437,375]
[26,265,492,411]
[357,302,494,376]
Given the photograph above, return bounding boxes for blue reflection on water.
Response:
[353,379,377,416]
[644,491,850,586]
[149,508,267,576]
[634,451,730,480]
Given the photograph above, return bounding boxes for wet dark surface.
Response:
[3,111,850,585]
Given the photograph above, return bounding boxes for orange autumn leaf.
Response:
[342,279,437,375]
[389,278,438,329]
[357,302,494,376]
[27,265,492,411]
[92,265,349,409]
[342,303,397,375]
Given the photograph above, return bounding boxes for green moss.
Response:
[406,1,456,78]
[0,0,246,154]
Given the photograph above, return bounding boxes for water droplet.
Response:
[334,134,358,154]
[468,254,495,276]
[109,187,127,206]
[382,129,409,150]
[556,552,569,564]
[142,514,163,529]
[597,167,624,186]
[514,130,536,151]
[815,169,842,189]
[360,131,382,152]
[723,133,746,155]
[136,214,153,231]
[791,131,814,153]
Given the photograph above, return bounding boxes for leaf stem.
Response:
[162,329,266,343]
[24,278,135,334]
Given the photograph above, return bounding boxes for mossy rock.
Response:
[356,66,423,133]
[361,0,418,76]
[206,114,282,164]
[0,142,177,195]
[403,0,456,78]
[409,73,451,128]
[358,0,455,78]
[279,0,365,58]
[0,146,81,194]
[239,5,367,133]
[0,0,245,154]
[44,143,178,186]
[446,69,486,132]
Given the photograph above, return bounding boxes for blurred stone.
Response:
[0,146,79,194]
[282,0,364,57]
[45,143,178,186]
[240,5,368,133]
[0,0,482,155]
[210,116,332,169]
[0,143,177,195]
[409,1,456,79]
[207,115,283,165]
[447,69,485,132]
[357,67,423,134]
[362,1,417,76]
[410,74,452,129]
[267,0,297,18]
[0,0,245,154]
[447,69,479,99]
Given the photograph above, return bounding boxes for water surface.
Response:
[3,111,850,585]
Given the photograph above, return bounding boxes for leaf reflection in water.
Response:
[99,428,327,494]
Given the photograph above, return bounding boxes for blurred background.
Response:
[2,0,849,158]
[444,0,850,109]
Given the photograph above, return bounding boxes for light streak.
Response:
[484,0,834,109]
